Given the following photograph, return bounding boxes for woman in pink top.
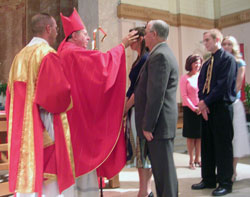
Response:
[180,54,203,169]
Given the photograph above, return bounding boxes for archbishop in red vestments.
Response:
[58,42,126,178]
[58,8,132,180]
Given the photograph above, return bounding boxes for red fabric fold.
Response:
[53,115,75,193]
[34,53,75,192]
[96,124,126,179]
[32,103,44,196]
[43,145,57,174]
[7,82,26,192]
[34,53,71,114]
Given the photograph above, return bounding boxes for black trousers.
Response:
[201,101,234,188]
[147,138,178,197]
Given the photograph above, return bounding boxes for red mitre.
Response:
[60,8,85,38]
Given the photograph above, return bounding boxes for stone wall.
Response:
[0,0,26,83]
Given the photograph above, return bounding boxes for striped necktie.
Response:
[203,56,214,94]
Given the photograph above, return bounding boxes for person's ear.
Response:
[152,30,157,38]
[71,32,78,40]
[45,24,51,34]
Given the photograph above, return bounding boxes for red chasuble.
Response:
[58,42,126,179]
[5,42,75,195]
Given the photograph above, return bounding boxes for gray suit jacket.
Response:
[134,42,179,139]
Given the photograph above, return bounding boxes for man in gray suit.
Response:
[134,20,179,197]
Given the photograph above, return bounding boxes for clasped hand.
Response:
[198,100,210,121]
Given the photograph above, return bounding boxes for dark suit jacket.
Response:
[134,42,179,139]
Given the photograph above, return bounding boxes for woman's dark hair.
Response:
[185,54,203,72]
[129,26,148,55]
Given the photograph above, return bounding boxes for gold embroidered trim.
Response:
[60,113,76,178]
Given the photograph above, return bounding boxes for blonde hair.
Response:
[222,36,242,61]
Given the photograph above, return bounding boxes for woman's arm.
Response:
[124,94,135,116]
[236,66,246,93]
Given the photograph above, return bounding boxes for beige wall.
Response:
[121,0,250,19]
[98,0,121,52]
[121,0,170,11]
[220,0,250,16]
[178,0,215,18]
[121,0,216,18]
[167,26,181,102]
[176,26,206,73]
[121,0,216,17]
[169,26,207,102]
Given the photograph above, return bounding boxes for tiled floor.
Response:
[103,153,250,197]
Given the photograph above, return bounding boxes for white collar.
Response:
[27,37,49,46]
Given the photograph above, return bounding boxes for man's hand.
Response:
[198,100,210,120]
[121,30,139,48]
[143,130,154,141]
[201,107,210,121]
[198,100,207,111]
